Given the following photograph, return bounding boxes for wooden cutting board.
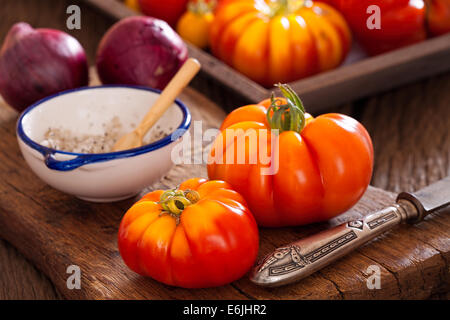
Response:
[0,76,448,299]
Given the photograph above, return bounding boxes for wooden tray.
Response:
[0,71,448,299]
[83,0,450,113]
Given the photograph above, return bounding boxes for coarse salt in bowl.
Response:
[16,85,191,202]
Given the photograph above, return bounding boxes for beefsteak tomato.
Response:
[177,0,216,49]
[207,85,374,227]
[118,178,259,288]
[209,0,351,87]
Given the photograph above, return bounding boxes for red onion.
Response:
[0,22,89,112]
[96,16,188,90]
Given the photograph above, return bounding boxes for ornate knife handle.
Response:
[250,200,419,287]
[251,177,450,287]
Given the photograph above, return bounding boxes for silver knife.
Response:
[250,176,450,287]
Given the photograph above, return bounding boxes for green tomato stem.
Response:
[266,83,306,134]
[158,188,200,218]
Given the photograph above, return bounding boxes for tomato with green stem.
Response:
[210,0,351,87]
[118,178,259,288]
[208,84,374,227]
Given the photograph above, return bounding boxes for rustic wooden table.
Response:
[0,0,449,300]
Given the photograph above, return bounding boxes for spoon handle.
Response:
[136,58,201,137]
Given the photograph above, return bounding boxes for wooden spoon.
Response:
[112,58,201,152]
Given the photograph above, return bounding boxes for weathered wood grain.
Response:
[0,98,392,299]
[360,73,450,193]
[0,239,60,300]
[355,74,450,299]
[0,78,448,299]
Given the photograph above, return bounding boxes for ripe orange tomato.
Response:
[118,178,259,288]
[207,85,374,227]
[177,1,216,49]
[209,0,351,87]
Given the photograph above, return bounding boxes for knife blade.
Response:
[249,176,450,287]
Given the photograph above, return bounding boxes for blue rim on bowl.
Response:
[17,85,191,172]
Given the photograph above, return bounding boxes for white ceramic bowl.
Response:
[17,85,191,202]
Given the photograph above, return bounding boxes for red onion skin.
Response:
[96,16,188,90]
[0,22,89,112]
